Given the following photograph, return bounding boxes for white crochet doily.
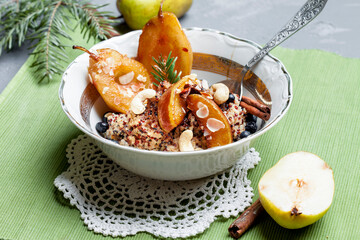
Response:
[54,135,260,238]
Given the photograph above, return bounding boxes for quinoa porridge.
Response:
[97,77,257,152]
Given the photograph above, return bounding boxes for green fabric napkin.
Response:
[1,29,360,239]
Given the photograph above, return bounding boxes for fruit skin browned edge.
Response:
[157,77,193,133]
[158,86,186,133]
[137,11,193,85]
[186,94,233,148]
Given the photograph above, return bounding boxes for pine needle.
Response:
[151,51,182,85]
[0,0,119,83]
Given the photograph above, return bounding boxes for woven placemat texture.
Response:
[0,26,359,239]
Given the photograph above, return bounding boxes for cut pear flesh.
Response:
[258,151,334,229]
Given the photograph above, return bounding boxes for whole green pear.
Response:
[117,0,193,30]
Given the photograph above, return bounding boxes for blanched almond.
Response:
[197,102,206,108]
[204,129,210,137]
[102,87,109,94]
[136,74,147,82]
[131,84,140,92]
[206,118,225,132]
[196,102,209,118]
[114,97,121,106]
[102,57,115,74]
[202,79,209,89]
[188,73,197,80]
[106,57,114,66]
[119,71,134,84]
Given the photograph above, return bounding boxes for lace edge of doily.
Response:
[53,135,261,238]
[54,174,255,238]
[54,174,219,238]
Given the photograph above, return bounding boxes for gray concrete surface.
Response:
[1,0,359,93]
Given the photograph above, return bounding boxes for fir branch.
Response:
[67,1,118,41]
[151,52,182,85]
[0,0,16,15]
[0,1,45,54]
[0,0,119,83]
[29,1,71,83]
[0,0,14,12]
[45,1,63,81]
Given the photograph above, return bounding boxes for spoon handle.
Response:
[247,0,328,69]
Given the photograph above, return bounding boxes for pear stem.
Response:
[72,45,100,61]
[158,0,164,18]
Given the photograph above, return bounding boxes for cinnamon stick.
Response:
[228,199,265,239]
[240,101,270,121]
[242,96,270,114]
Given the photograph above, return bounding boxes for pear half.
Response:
[258,151,334,229]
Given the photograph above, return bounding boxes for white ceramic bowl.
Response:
[59,28,292,181]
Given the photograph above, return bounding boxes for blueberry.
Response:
[102,111,112,123]
[96,121,109,134]
[245,114,257,123]
[227,93,235,103]
[240,130,251,139]
[245,121,257,133]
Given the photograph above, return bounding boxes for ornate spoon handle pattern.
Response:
[247,0,328,69]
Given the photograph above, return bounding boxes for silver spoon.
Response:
[222,0,328,101]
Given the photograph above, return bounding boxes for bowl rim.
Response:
[59,27,293,156]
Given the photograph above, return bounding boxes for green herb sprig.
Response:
[0,0,119,83]
[151,51,182,86]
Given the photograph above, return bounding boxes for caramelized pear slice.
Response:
[158,75,195,132]
[137,8,193,84]
[75,46,152,113]
[186,94,233,148]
